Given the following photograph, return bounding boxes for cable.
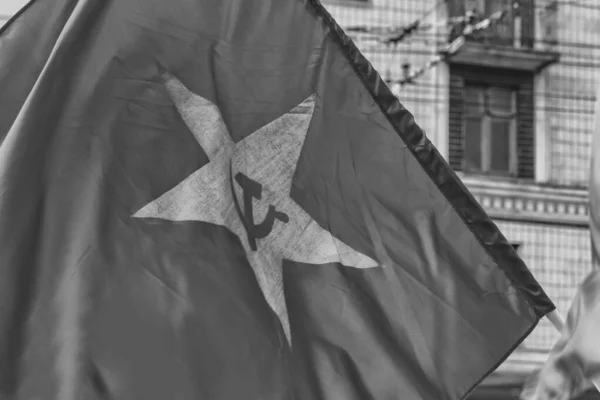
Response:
[337,0,600,51]
[344,0,444,45]
[354,33,600,52]
[384,96,596,116]
[347,44,600,69]
[378,80,597,101]
[325,0,600,12]
[389,10,507,87]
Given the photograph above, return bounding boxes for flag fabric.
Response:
[0,0,554,399]
[520,85,600,400]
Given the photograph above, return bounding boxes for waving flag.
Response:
[0,0,553,399]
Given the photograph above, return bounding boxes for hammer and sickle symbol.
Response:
[230,167,289,251]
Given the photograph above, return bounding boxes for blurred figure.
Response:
[520,80,600,400]
[520,269,600,400]
[520,357,581,400]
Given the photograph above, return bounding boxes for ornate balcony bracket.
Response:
[458,175,589,227]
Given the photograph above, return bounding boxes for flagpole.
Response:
[546,309,564,332]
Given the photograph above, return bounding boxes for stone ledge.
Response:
[458,175,589,227]
[447,41,560,73]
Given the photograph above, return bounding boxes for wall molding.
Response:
[460,175,589,227]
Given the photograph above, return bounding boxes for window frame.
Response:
[461,82,519,177]
[448,65,535,180]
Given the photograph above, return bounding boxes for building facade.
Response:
[0,0,27,27]
[325,0,599,397]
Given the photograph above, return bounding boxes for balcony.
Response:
[446,0,559,72]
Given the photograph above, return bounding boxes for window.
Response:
[463,83,518,176]
[448,65,535,179]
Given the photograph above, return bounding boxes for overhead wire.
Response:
[385,10,508,87]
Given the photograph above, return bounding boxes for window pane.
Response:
[487,86,515,116]
[489,119,511,172]
[464,86,484,117]
[464,118,482,171]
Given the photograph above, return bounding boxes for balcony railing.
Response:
[449,0,534,49]
[446,0,559,72]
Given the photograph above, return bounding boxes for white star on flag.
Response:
[134,73,383,343]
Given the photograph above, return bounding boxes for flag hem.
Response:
[461,314,542,399]
[307,0,554,319]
